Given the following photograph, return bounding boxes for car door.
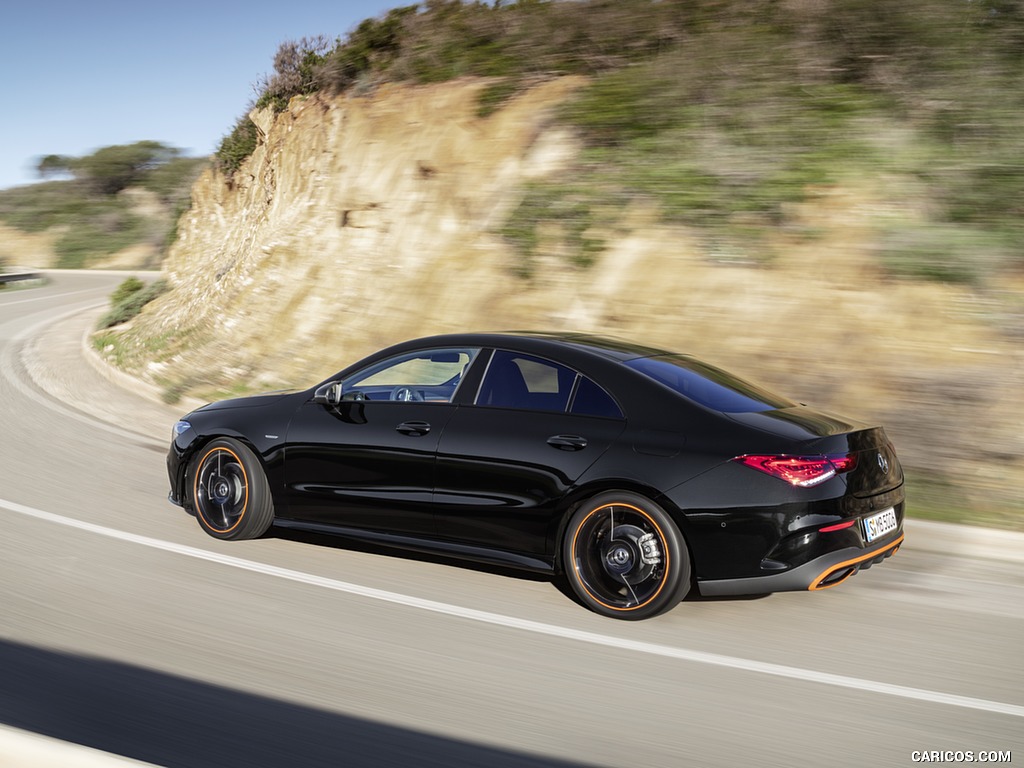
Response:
[432,349,626,559]
[283,347,477,537]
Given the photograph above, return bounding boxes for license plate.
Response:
[863,508,898,542]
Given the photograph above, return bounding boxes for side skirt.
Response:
[271,519,556,574]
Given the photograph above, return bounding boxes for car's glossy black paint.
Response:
[168,332,905,612]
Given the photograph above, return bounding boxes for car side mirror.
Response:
[313,381,344,405]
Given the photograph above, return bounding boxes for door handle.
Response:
[547,434,587,451]
[396,421,431,436]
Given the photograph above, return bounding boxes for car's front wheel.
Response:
[189,438,274,540]
[562,492,690,620]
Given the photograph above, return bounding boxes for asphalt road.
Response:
[1,273,1022,767]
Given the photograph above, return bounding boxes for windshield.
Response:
[625,355,795,413]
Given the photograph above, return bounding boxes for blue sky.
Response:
[0,0,400,190]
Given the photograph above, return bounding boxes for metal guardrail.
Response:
[0,271,42,284]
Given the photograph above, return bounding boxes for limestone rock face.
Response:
[110,77,1023,523]
[129,78,586,390]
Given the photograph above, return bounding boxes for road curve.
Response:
[1,273,1022,767]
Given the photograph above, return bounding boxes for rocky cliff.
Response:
[104,77,1024,526]
[118,78,585,390]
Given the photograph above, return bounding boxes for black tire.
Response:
[562,491,690,620]
[189,438,274,541]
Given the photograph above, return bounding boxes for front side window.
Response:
[342,348,478,402]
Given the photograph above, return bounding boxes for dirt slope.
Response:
[103,78,1024,527]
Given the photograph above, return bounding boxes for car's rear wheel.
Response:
[190,438,274,540]
[563,492,690,620]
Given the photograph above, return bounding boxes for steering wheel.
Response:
[391,386,424,402]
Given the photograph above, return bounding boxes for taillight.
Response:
[732,454,856,487]
[830,455,857,473]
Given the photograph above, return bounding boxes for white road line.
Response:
[0,288,104,307]
[0,302,161,446]
[4,496,1023,720]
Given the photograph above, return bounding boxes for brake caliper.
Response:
[638,532,662,566]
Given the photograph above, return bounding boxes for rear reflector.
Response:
[819,520,856,533]
[732,454,855,487]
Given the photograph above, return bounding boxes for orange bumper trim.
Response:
[809,534,904,591]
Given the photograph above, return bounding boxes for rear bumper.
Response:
[697,533,903,597]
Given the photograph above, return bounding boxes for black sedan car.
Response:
[167,332,905,620]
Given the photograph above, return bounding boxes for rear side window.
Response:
[477,350,623,418]
[477,351,575,412]
[570,375,623,419]
[625,355,793,413]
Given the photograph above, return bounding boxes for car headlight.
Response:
[172,420,192,440]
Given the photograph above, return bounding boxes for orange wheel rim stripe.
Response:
[193,446,249,534]
[570,502,670,611]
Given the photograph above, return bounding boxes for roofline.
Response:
[387,331,674,361]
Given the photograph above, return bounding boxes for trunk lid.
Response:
[833,427,904,498]
[726,407,904,497]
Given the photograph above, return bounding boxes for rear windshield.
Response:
[625,355,795,413]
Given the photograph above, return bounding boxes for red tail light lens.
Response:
[733,454,856,487]
[829,455,857,473]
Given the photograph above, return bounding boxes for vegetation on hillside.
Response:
[97,275,170,329]
[217,0,1023,287]
[0,142,205,268]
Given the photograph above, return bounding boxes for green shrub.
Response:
[109,276,145,306]
[97,278,169,329]
[214,117,259,177]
